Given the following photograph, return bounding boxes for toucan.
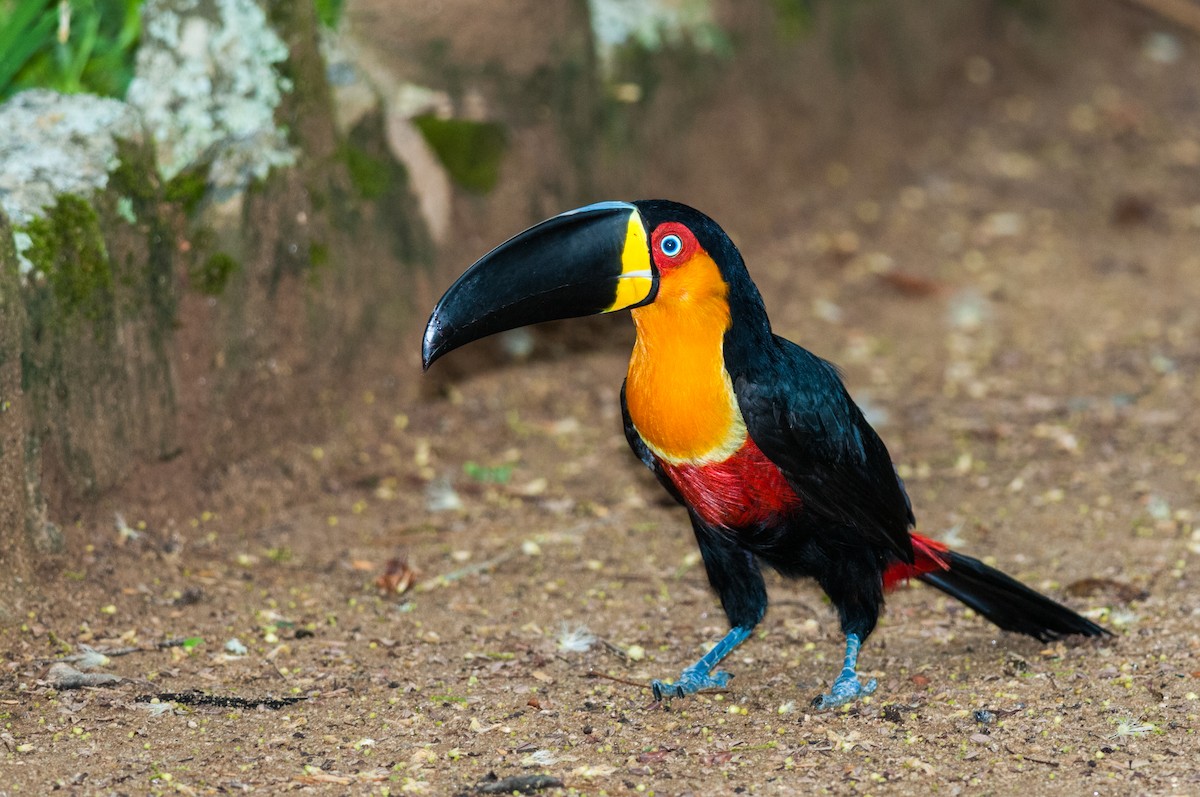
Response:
[422,200,1108,709]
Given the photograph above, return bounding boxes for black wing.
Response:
[732,335,915,563]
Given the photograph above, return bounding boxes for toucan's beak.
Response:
[422,201,655,369]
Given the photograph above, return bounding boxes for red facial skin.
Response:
[649,221,700,275]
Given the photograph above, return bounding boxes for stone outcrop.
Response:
[0,0,430,603]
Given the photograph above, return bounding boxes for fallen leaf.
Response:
[637,748,673,764]
[470,717,498,733]
[877,270,948,297]
[376,555,419,595]
[1065,578,1148,604]
[1110,194,1155,226]
[701,751,735,766]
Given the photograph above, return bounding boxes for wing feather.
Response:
[732,336,915,562]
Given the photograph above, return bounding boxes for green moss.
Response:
[109,139,177,338]
[309,241,330,269]
[304,242,331,290]
[771,0,817,39]
[341,143,391,200]
[411,115,507,194]
[313,0,345,29]
[164,166,211,215]
[266,0,331,154]
[337,111,434,268]
[191,252,240,296]
[20,195,114,326]
[308,185,328,213]
[109,138,160,204]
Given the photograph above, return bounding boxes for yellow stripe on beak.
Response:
[608,211,654,313]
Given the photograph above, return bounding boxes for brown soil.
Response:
[4,4,1200,795]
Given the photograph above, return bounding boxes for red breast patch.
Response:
[660,438,802,529]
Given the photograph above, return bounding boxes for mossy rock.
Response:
[191,251,241,296]
[15,142,179,500]
[412,115,508,194]
[0,211,42,595]
[20,195,115,328]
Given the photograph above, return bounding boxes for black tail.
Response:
[917,550,1110,641]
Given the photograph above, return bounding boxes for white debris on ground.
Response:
[556,623,597,653]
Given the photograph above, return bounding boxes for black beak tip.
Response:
[421,315,443,371]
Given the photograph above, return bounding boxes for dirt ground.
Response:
[5,4,1200,796]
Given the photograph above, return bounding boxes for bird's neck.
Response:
[625,261,747,465]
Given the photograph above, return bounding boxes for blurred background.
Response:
[7,1,1196,284]
[3,2,1200,791]
[3,0,1199,598]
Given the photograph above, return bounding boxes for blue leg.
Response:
[651,625,752,700]
[811,632,877,710]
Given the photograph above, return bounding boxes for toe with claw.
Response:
[649,625,752,701]
[651,667,732,701]
[811,674,877,711]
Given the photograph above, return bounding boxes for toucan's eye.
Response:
[659,234,682,258]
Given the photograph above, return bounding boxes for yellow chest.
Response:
[624,257,746,465]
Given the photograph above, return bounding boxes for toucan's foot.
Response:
[811,675,877,710]
[812,632,875,710]
[651,666,732,700]
[650,625,752,701]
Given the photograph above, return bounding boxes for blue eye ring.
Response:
[659,234,682,257]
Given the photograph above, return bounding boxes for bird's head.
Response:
[422,199,755,369]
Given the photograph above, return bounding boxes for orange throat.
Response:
[625,254,746,465]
